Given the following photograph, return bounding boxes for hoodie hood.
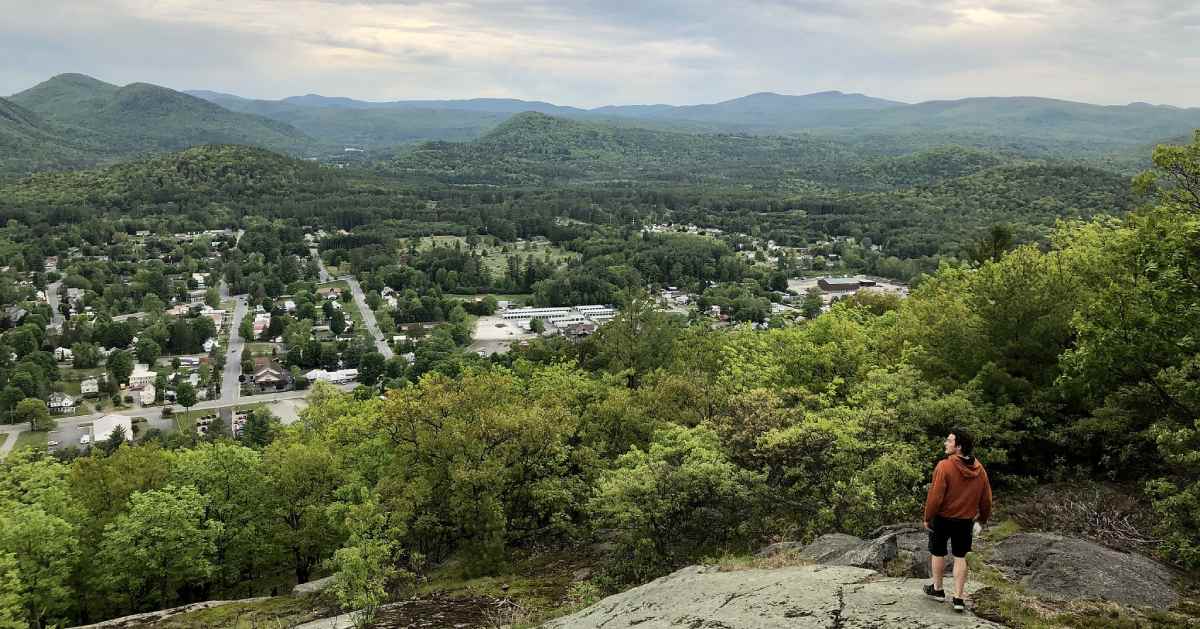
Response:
[951,455,982,478]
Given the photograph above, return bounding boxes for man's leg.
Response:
[953,557,968,598]
[931,555,946,592]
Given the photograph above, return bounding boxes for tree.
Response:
[70,343,100,369]
[171,443,276,591]
[238,316,254,342]
[239,408,278,448]
[0,503,77,629]
[135,337,161,366]
[358,352,385,387]
[801,287,824,319]
[176,382,197,418]
[14,398,54,433]
[205,287,221,309]
[99,485,219,610]
[529,318,545,334]
[262,442,341,583]
[327,491,403,629]
[330,309,347,335]
[0,553,24,629]
[107,350,133,386]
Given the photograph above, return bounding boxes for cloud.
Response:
[0,0,1196,107]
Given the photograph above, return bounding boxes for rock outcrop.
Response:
[763,523,953,578]
[988,532,1179,608]
[545,564,1001,628]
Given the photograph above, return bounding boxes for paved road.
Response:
[310,247,331,282]
[0,424,22,458]
[46,281,64,329]
[221,295,248,404]
[312,252,393,359]
[342,275,394,359]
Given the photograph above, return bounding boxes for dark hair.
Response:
[950,427,975,456]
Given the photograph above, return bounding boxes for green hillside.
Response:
[0,96,102,176]
[10,74,317,155]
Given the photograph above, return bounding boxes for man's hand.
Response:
[923,521,931,531]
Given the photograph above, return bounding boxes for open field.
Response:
[415,235,577,276]
[12,430,48,452]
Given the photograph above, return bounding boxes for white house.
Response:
[54,347,73,362]
[80,377,99,396]
[92,414,133,443]
[47,392,76,414]
[129,364,156,388]
[203,338,219,352]
[192,273,207,288]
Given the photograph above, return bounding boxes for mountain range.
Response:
[3,72,1200,179]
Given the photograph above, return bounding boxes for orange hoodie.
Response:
[923,455,992,524]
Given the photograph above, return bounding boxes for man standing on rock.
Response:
[922,427,992,612]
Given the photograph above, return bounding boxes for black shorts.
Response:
[928,516,974,558]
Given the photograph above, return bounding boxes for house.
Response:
[80,377,99,396]
[129,364,156,388]
[253,365,290,392]
[93,414,133,443]
[305,368,357,384]
[66,288,84,305]
[5,306,27,326]
[252,313,271,337]
[139,384,156,406]
[54,347,73,362]
[166,303,191,317]
[47,392,76,414]
[192,273,207,289]
[203,338,219,352]
[317,286,342,300]
[283,300,297,313]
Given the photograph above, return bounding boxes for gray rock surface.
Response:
[799,533,898,571]
[544,565,1002,628]
[989,533,1179,608]
[292,574,336,596]
[869,523,954,578]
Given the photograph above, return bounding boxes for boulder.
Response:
[292,575,336,596]
[544,564,1002,628]
[869,523,954,579]
[989,533,1178,608]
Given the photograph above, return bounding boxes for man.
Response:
[922,428,992,612]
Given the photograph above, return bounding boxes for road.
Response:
[342,275,394,359]
[310,247,331,282]
[311,251,392,359]
[46,281,64,329]
[0,424,22,458]
[221,295,248,404]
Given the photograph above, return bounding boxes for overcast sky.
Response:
[3,0,1198,108]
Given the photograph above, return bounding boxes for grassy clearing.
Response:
[414,235,578,276]
[145,594,330,629]
[12,430,48,451]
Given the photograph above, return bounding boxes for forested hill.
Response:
[391,111,895,187]
[5,74,317,167]
[0,96,102,176]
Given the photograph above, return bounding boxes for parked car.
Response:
[47,440,60,447]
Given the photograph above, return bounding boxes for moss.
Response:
[145,595,329,629]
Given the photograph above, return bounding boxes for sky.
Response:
[3,0,1199,108]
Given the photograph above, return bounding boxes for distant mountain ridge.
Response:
[183,84,1200,157]
[10,74,315,154]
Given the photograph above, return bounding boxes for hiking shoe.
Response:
[952,597,965,612]
[923,584,945,599]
